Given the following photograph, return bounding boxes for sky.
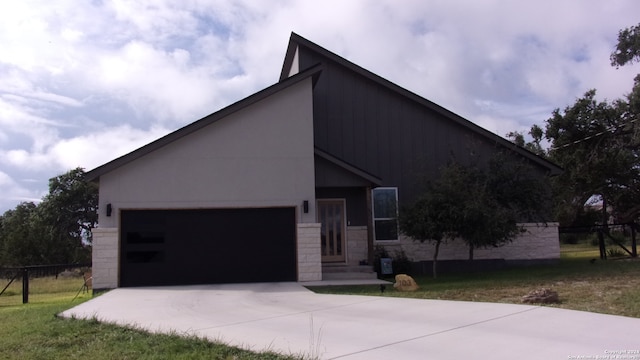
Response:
[1,0,639,213]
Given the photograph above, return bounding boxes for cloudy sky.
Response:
[1,0,639,212]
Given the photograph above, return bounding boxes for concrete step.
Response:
[322,264,374,273]
[322,271,379,280]
[321,265,378,281]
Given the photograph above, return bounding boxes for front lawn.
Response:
[309,243,640,318]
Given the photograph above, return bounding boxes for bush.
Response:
[392,249,412,275]
[560,234,581,244]
[607,248,626,258]
[606,232,628,246]
[590,234,601,247]
[373,245,413,276]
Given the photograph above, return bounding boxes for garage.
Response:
[119,207,297,287]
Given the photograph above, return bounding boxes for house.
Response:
[87,33,562,290]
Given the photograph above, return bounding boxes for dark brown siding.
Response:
[316,187,368,226]
[301,47,543,205]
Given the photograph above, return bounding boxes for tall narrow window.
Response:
[372,187,398,241]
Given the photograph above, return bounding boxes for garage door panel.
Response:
[120,208,296,287]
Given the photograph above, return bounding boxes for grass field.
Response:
[0,274,88,307]
[310,242,640,318]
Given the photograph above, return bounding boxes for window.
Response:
[372,187,398,241]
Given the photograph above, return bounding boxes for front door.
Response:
[317,199,346,262]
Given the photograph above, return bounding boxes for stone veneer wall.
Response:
[91,227,118,290]
[380,223,560,262]
[347,226,368,266]
[297,223,322,282]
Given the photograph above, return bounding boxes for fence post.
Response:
[22,267,29,304]
[632,223,638,258]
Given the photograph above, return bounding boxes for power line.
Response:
[549,117,639,151]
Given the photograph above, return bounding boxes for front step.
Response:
[322,272,379,280]
[322,264,378,280]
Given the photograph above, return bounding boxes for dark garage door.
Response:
[120,208,297,287]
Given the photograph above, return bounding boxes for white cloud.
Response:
[49,125,172,170]
[90,40,223,124]
[0,124,171,171]
[0,171,43,212]
[0,0,639,212]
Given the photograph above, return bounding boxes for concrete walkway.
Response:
[60,283,640,359]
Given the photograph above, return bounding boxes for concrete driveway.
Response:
[60,283,640,359]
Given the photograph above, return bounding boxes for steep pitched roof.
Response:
[86,64,323,182]
[280,32,562,176]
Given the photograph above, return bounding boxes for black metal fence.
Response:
[559,223,638,259]
[0,263,91,304]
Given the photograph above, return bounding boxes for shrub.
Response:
[392,249,412,275]
[607,248,626,258]
[560,234,580,244]
[590,234,601,247]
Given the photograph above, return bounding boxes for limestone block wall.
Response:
[489,223,560,261]
[347,226,368,266]
[91,227,118,290]
[297,223,322,282]
[381,223,560,262]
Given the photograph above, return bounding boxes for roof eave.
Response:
[314,148,383,187]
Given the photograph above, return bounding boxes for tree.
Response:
[610,23,640,67]
[509,24,640,227]
[612,76,640,222]
[506,124,546,157]
[610,23,640,223]
[463,153,550,259]
[36,168,98,263]
[399,164,464,279]
[0,168,98,266]
[400,155,550,277]
[0,202,42,266]
[544,89,639,225]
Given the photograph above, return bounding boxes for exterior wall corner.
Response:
[91,227,118,289]
[297,223,322,282]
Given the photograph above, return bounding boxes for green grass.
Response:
[0,275,87,306]
[0,278,299,360]
[310,243,640,318]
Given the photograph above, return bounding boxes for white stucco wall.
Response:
[93,77,320,287]
[380,223,560,263]
[287,46,300,77]
[96,78,317,224]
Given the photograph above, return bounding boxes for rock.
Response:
[393,274,419,292]
[522,288,560,304]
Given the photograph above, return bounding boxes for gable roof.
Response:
[85,64,323,182]
[280,32,562,176]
